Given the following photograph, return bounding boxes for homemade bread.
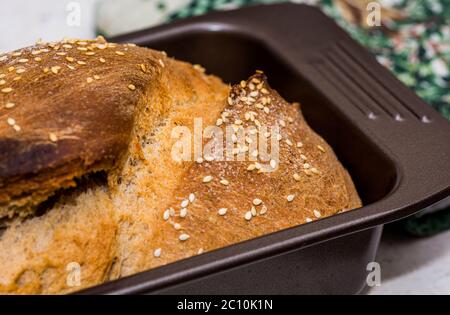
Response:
[0,38,361,294]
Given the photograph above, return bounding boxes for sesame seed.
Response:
[317,145,326,152]
[174,223,181,230]
[198,248,204,254]
[0,80,5,85]
[261,88,269,94]
[313,210,322,218]
[244,211,252,221]
[128,84,136,91]
[12,52,22,57]
[193,64,205,72]
[93,75,100,80]
[227,97,233,106]
[247,164,256,171]
[140,64,146,72]
[51,66,61,74]
[13,124,21,132]
[77,61,86,65]
[306,218,312,223]
[16,68,25,74]
[8,66,14,72]
[56,52,66,56]
[163,209,170,221]
[7,118,16,125]
[220,179,229,186]
[297,142,303,148]
[240,80,246,88]
[180,208,187,218]
[216,118,223,126]
[66,56,74,62]
[293,173,301,181]
[287,194,295,202]
[63,44,73,49]
[99,58,106,63]
[43,67,49,73]
[47,132,58,142]
[86,77,94,83]
[311,167,320,175]
[18,59,29,63]
[270,159,277,169]
[260,205,268,215]
[253,198,262,206]
[158,59,165,67]
[249,91,259,98]
[153,248,161,258]
[300,154,307,160]
[202,175,213,183]
[218,208,227,216]
[85,52,95,56]
[263,107,270,114]
[13,76,21,81]
[285,139,293,146]
[181,199,189,208]
[179,234,190,241]
[303,163,311,169]
[5,102,15,109]
[1,87,12,93]
[189,193,195,203]
[251,206,257,217]
[196,157,204,164]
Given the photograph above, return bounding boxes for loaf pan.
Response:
[80,3,450,294]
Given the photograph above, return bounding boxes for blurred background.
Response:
[0,0,449,294]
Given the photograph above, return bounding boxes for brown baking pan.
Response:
[80,3,450,294]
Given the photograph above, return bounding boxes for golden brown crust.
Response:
[0,38,165,218]
[0,39,360,294]
[110,73,361,276]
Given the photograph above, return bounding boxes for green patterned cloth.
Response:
[98,0,450,235]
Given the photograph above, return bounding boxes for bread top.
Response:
[0,38,361,294]
[108,72,362,278]
[0,37,222,219]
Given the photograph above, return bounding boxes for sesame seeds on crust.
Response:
[154,71,345,260]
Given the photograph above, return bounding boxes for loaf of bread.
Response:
[0,37,361,294]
